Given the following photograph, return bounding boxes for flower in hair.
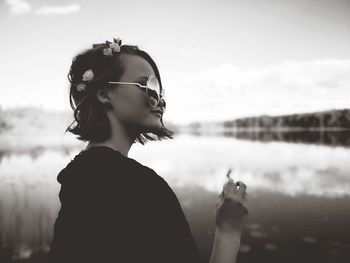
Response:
[103,37,122,56]
[76,83,86,92]
[82,69,94,82]
[76,69,94,92]
[103,47,113,56]
[113,37,122,45]
[109,42,120,52]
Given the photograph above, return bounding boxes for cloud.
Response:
[6,0,31,16]
[35,4,81,16]
[163,59,350,124]
[5,1,81,16]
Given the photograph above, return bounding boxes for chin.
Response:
[146,122,162,133]
[142,118,163,133]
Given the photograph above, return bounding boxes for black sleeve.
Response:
[146,177,201,263]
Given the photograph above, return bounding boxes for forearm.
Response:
[209,229,241,263]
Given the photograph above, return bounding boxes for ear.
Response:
[95,89,110,104]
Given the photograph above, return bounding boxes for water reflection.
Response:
[0,144,82,165]
[177,186,350,263]
[0,134,350,262]
[132,135,350,198]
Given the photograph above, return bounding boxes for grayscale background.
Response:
[0,0,349,262]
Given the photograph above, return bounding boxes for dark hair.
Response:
[65,41,174,145]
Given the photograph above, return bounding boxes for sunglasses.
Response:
[108,75,166,109]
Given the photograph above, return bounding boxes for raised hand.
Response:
[216,170,248,234]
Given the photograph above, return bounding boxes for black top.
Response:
[48,146,201,263]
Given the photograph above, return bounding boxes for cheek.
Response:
[112,91,149,119]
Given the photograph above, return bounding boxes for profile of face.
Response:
[97,53,164,134]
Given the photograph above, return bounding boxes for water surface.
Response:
[0,134,349,262]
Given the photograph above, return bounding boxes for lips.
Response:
[151,109,163,117]
[151,109,163,115]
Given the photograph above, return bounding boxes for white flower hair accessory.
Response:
[76,83,86,92]
[103,37,122,57]
[76,69,94,92]
[82,69,94,82]
[109,42,120,52]
[103,47,113,56]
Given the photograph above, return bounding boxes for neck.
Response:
[86,114,139,158]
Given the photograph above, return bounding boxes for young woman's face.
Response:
[107,53,164,133]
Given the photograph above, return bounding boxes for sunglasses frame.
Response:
[108,74,165,108]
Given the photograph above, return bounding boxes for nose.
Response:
[159,98,166,109]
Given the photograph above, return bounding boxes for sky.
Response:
[1,0,350,125]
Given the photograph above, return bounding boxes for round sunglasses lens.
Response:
[147,76,161,106]
[147,89,159,106]
[147,76,160,94]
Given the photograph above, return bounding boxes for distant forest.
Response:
[222,109,350,130]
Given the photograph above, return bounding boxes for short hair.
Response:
[65,41,174,145]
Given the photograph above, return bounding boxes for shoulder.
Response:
[58,146,169,188]
[78,146,161,177]
[57,147,124,184]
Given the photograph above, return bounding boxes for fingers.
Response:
[236,181,248,204]
[226,179,238,196]
[220,179,248,203]
[219,178,235,198]
[236,181,247,198]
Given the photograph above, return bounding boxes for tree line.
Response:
[223,109,350,130]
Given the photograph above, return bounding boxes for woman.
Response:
[48,37,248,263]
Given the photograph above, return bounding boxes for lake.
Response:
[0,133,349,262]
